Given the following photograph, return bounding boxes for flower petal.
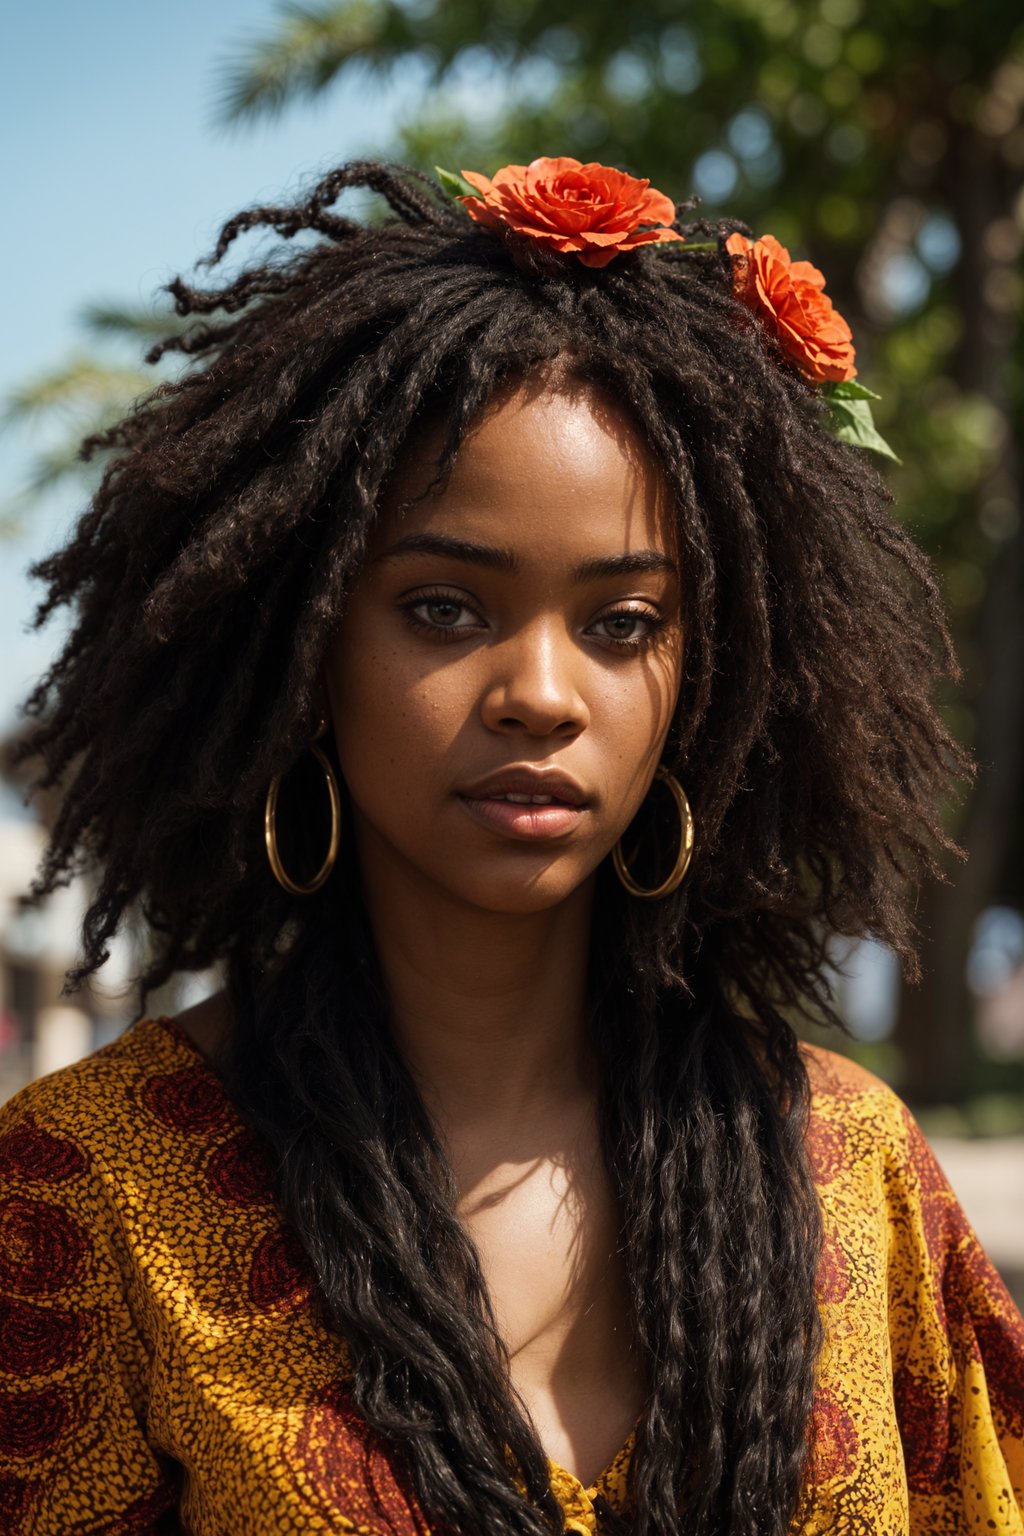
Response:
[789,259,826,292]
[488,163,531,189]
[459,169,499,198]
[456,157,684,268]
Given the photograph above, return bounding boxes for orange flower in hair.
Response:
[437,159,895,457]
[455,156,685,269]
[725,231,857,384]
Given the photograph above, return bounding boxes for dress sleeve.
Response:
[884,1097,1024,1534]
[0,1080,181,1534]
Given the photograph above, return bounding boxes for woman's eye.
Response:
[402,594,663,648]
[402,593,482,636]
[591,608,663,647]
[602,613,643,640]
[422,599,466,627]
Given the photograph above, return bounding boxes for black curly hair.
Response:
[11,159,973,1535]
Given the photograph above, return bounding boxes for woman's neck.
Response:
[359,841,597,1132]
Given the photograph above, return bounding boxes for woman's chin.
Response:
[440,864,596,917]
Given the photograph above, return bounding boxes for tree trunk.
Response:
[894,124,1024,1104]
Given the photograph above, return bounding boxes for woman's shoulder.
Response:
[800,1041,897,1108]
[0,1009,238,1185]
[798,1041,946,1198]
[800,1040,922,1127]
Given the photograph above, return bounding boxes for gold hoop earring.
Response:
[264,716,342,896]
[613,765,695,900]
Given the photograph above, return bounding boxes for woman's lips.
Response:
[456,793,586,841]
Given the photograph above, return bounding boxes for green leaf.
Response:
[644,239,718,255]
[821,378,882,402]
[80,300,188,342]
[435,166,476,202]
[826,396,902,463]
[210,0,410,128]
[1,354,153,426]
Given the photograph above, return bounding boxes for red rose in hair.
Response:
[458,157,685,269]
[725,231,857,383]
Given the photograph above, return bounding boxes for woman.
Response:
[1,156,1021,1536]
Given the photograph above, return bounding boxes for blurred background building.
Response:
[2,0,1022,1297]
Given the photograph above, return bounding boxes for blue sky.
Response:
[1,0,416,750]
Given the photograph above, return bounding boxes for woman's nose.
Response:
[479,623,590,739]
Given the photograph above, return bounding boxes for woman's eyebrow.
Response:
[375,533,676,582]
[374,533,517,571]
[573,551,678,581]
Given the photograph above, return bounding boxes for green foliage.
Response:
[915,1092,1024,1138]
[3,356,154,427]
[821,379,900,461]
[19,2,1021,551]
[1,300,188,530]
[211,0,419,126]
[434,165,476,201]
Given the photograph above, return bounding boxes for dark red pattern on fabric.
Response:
[0,1385,73,1458]
[924,1189,974,1274]
[0,1120,88,1183]
[901,1107,950,1197]
[893,1364,959,1492]
[975,1308,1024,1437]
[918,1191,976,1342]
[0,1196,90,1295]
[206,1130,273,1206]
[805,1118,846,1185]
[0,1297,88,1375]
[248,1227,311,1312]
[944,1231,1024,1439]
[0,1472,33,1526]
[142,1067,230,1135]
[296,1379,429,1534]
[816,1232,850,1304]
[811,1386,859,1481]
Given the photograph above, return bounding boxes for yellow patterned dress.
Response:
[0,1016,1021,1534]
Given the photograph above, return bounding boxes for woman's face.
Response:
[321,378,684,915]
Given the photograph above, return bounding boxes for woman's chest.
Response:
[455,1140,646,1487]
[130,1188,908,1535]
[121,1110,909,1535]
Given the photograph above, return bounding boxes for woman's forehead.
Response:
[376,381,676,559]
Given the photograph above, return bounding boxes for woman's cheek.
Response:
[330,648,461,811]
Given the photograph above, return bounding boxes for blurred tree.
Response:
[218,0,1024,1103]
[6,0,1022,1100]
[0,302,189,535]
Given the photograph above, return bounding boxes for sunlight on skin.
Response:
[318,373,686,1118]
[321,375,683,914]
[317,375,685,1485]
